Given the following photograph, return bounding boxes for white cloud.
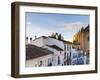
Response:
[26,22,89,41]
[64,22,88,33]
[62,22,89,41]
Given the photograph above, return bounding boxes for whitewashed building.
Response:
[26,36,86,67]
[26,36,73,67]
[71,48,85,65]
[26,44,53,67]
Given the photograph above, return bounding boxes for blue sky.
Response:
[26,12,89,41]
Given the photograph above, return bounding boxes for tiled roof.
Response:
[26,44,53,60]
[46,45,63,51]
[33,36,47,41]
[33,36,72,44]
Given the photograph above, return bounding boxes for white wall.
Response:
[0,0,100,80]
[32,37,44,47]
[46,37,64,49]
[43,46,64,66]
[33,37,65,49]
[26,54,52,67]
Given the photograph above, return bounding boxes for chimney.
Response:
[26,37,28,44]
[30,37,32,43]
[34,35,37,39]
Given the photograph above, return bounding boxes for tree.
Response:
[49,32,64,40]
[58,34,62,40]
[49,33,56,39]
[73,40,80,45]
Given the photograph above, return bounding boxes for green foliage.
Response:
[49,32,64,40]
[58,34,61,40]
[73,40,80,45]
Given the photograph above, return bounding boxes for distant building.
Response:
[84,26,89,53]
[73,25,89,52]
[84,25,89,64]
[71,48,84,65]
[73,25,89,64]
